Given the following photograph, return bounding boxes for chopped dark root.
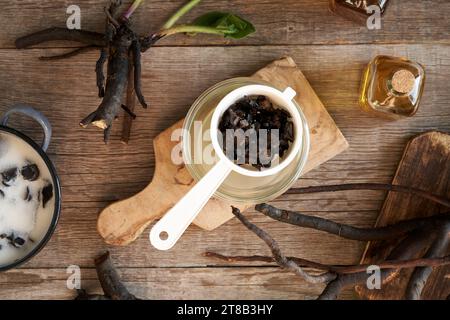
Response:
[2,233,27,248]
[75,251,140,300]
[2,167,17,183]
[24,186,32,202]
[13,237,25,247]
[219,96,294,170]
[42,183,53,208]
[21,164,40,181]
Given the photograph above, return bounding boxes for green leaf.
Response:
[191,12,255,39]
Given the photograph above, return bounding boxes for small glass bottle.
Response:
[359,55,426,119]
[329,0,389,25]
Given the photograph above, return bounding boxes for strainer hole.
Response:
[159,231,169,241]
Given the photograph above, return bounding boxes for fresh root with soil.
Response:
[75,251,139,300]
[15,0,255,143]
[204,183,450,300]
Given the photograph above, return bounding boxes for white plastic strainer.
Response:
[150,85,303,250]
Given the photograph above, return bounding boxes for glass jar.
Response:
[359,55,426,119]
[182,77,310,204]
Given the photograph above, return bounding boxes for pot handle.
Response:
[0,104,52,151]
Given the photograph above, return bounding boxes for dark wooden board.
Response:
[357,132,450,300]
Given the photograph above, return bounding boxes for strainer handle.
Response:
[150,159,232,250]
[283,87,297,101]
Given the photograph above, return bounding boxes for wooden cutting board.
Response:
[97,56,349,246]
[356,131,450,299]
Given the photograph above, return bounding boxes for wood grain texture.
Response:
[0,267,353,300]
[4,0,450,49]
[97,119,247,245]
[356,132,450,300]
[97,56,348,246]
[0,0,449,299]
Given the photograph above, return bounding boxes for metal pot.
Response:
[0,104,61,271]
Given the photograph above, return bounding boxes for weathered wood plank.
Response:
[97,56,349,244]
[0,267,354,300]
[9,207,371,268]
[3,0,450,49]
[0,44,449,157]
[357,132,450,300]
[0,45,448,199]
[0,44,448,274]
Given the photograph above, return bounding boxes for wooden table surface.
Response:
[0,0,449,300]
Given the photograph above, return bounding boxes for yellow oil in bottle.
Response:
[359,55,426,119]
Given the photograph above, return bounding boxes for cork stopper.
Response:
[391,69,416,94]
